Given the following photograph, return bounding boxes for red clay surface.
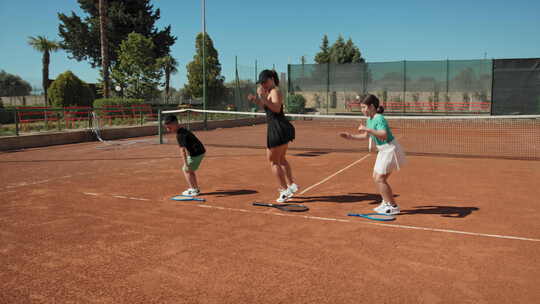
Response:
[1,130,540,303]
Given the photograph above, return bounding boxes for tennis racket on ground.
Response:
[252,202,309,212]
[171,195,206,202]
[348,213,396,221]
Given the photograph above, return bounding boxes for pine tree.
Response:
[330,35,347,64]
[314,35,330,64]
[184,33,225,107]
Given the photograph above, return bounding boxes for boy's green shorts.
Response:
[183,154,205,172]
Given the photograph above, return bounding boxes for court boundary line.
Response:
[196,203,540,242]
[79,192,540,243]
[0,173,90,192]
[299,154,371,195]
[83,192,150,201]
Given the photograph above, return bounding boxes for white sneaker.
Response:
[276,189,291,203]
[287,183,299,198]
[377,202,400,215]
[373,201,387,213]
[182,188,200,196]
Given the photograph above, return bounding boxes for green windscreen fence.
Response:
[207,60,282,112]
[230,63,257,112]
[289,59,493,115]
[198,59,259,112]
[492,58,540,115]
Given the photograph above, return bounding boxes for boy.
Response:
[164,115,206,196]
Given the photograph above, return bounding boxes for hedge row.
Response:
[93,98,145,108]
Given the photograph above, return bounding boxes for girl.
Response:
[248,70,298,203]
[339,94,406,215]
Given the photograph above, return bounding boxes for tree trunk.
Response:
[165,70,170,102]
[99,0,110,98]
[43,51,50,106]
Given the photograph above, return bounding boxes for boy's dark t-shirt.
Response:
[176,127,206,157]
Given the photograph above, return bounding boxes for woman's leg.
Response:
[279,144,295,186]
[267,146,288,190]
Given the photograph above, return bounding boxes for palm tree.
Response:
[158,55,178,102]
[27,36,61,105]
[99,0,110,98]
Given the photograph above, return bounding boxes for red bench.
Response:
[99,105,133,125]
[379,101,491,113]
[63,106,91,128]
[131,104,157,123]
[345,100,363,112]
[16,107,60,130]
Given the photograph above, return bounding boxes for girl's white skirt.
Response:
[374,140,407,175]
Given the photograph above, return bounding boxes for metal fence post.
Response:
[57,109,61,131]
[158,107,163,144]
[44,108,48,130]
[403,60,407,114]
[446,58,450,115]
[490,59,495,116]
[14,108,19,136]
[326,62,330,114]
[287,64,291,110]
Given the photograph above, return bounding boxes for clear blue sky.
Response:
[1,0,539,90]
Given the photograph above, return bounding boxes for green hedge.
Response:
[0,103,14,124]
[48,71,94,107]
[0,105,51,124]
[93,97,145,109]
[286,94,307,114]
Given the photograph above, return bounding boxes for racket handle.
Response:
[252,202,271,207]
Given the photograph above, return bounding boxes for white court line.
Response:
[195,204,540,242]
[82,192,149,202]
[300,135,404,195]
[128,197,150,201]
[78,191,540,242]
[1,173,87,192]
[299,154,371,195]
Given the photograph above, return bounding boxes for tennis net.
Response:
[160,109,540,160]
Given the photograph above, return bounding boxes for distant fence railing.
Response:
[0,105,174,137]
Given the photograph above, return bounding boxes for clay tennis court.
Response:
[1,119,540,303]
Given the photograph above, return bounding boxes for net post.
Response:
[187,110,191,130]
[158,107,163,144]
